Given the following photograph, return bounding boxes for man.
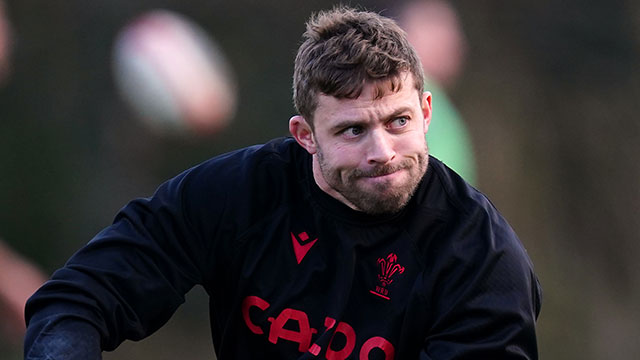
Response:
[25,6,541,359]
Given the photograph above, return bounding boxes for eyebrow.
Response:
[329,106,415,133]
[384,106,415,122]
[329,119,365,133]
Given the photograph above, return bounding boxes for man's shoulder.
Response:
[415,157,520,246]
[187,137,303,184]
[425,157,532,263]
[419,156,487,217]
[176,137,306,211]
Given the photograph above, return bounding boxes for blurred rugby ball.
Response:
[112,10,236,135]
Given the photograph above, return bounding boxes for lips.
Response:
[359,169,405,188]
[365,170,399,179]
[356,163,408,178]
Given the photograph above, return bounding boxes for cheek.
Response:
[322,145,362,173]
[329,142,358,161]
[398,134,427,154]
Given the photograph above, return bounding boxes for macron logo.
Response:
[291,232,318,264]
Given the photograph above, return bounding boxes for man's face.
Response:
[309,73,431,214]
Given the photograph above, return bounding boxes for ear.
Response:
[421,91,432,135]
[289,115,318,155]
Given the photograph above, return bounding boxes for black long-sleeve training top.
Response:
[25,137,542,359]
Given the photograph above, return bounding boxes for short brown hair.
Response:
[293,6,424,125]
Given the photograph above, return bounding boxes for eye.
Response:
[389,116,409,129]
[341,126,364,138]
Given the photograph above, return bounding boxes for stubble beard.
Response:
[317,143,429,215]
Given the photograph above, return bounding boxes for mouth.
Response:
[361,163,408,177]
[360,169,404,184]
[349,161,413,186]
[366,170,398,178]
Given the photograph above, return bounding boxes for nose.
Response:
[367,130,396,164]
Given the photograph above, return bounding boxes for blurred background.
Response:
[1,0,639,359]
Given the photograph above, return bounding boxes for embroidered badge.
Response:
[370,253,405,300]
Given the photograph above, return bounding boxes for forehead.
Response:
[314,74,421,124]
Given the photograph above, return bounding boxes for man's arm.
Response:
[25,316,102,359]
[420,209,542,359]
[24,169,215,358]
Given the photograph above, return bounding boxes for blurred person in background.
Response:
[24,6,541,359]
[0,239,46,346]
[398,0,476,184]
[0,0,47,352]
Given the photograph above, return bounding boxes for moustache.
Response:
[351,160,412,178]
